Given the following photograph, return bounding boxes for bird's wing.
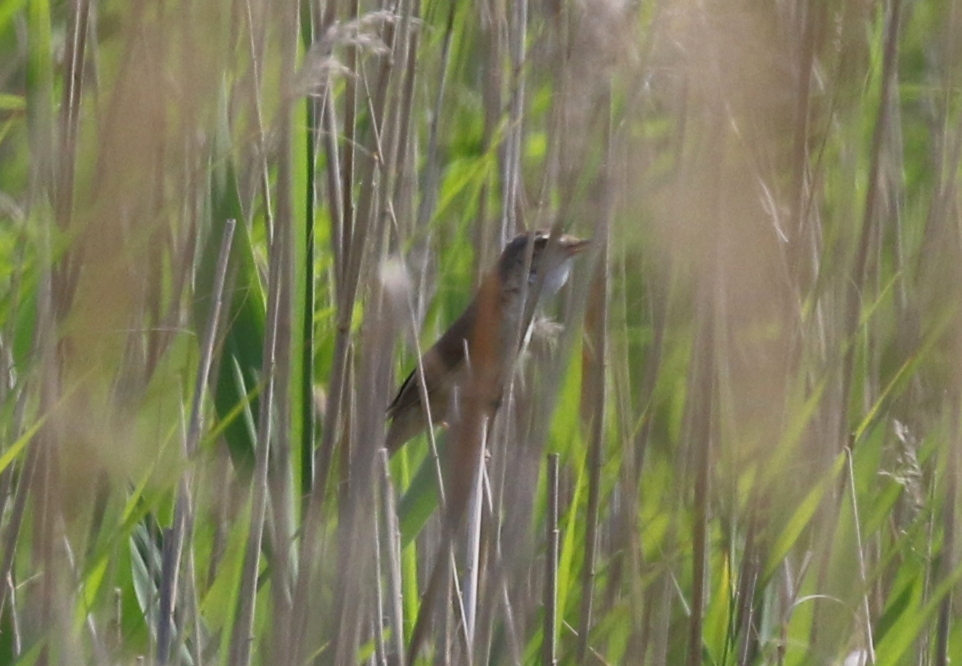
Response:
[386,366,421,419]
[386,299,477,420]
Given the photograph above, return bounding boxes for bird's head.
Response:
[497,230,590,297]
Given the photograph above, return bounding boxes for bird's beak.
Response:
[561,236,591,256]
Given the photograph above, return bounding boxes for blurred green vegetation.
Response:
[0,0,961,664]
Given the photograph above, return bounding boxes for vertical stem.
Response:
[378,449,405,661]
[543,453,560,666]
[935,398,959,666]
[230,0,298,660]
[463,420,487,649]
[840,0,903,451]
[299,0,319,506]
[502,0,527,238]
[576,86,612,666]
[686,295,714,666]
[157,220,235,663]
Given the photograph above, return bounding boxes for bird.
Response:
[385,230,590,455]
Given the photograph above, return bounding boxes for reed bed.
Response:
[0,0,960,664]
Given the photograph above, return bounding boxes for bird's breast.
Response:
[539,259,574,295]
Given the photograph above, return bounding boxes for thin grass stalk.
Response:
[403,290,446,513]
[347,7,477,654]
[575,88,612,665]
[24,0,62,660]
[405,452,491,657]
[476,466,523,665]
[908,29,962,660]
[26,0,64,335]
[268,413,296,659]
[326,17,418,632]
[934,403,960,666]
[543,453,559,666]
[331,285,395,665]
[502,0,526,238]
[379,449,405,662]
[406,535,472,665]
[147,518,163,658]
[414,0,455,231]
[299,0,320,514]
[314,0,371,520]
[844,448,876,663]
[312,0,340,273]
[322,21,407,599]
[169,400,201,664]
[474,439,515,664]
[340,0,359,274]
[918,462,940,665]
[337,1,402,531]
[156,219,236,663]
[61,533,108,662]
[336,485,374,663]
[310,82,348,505]
[497,578,522,665]
[389,0,420,237]
[353,8,400,268]
[243,0,275,240]
[786,0,820,287]
[150,0,199,376]
[608,324,645,659]
[328,11,407,661]
[229,259,281,665]
[231,0,299,654]
[54,0,89,240]
[840,0,903,451]
[373,486,388,666]
[805,2,903,653]
[686,290,716,666]
[574,282,604,662]
[185,218,236,452]
[185,545,204,666]
[536,4,565,219]
[473,0,503,279]
[229,207,287,666]
[0,450,36,658]
[473,466,510,660]
[32,399,59,666]
[140,5,171,386]
[162,181,200,371]
[624,275,667,660]
[291,55,346,662]
[928,65,962,666]
[0,229,31,446]
[462,420,487,651]
[733,511,761,665]
[83,472,109,564]
[0,423,40,627]
[290,9,350,663]
[6,574,21,657]
[267,14,306,654]
[0,463,12,594]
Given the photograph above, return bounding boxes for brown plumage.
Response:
[385,230,590,455]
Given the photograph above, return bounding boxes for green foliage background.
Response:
[0,0,961,664]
